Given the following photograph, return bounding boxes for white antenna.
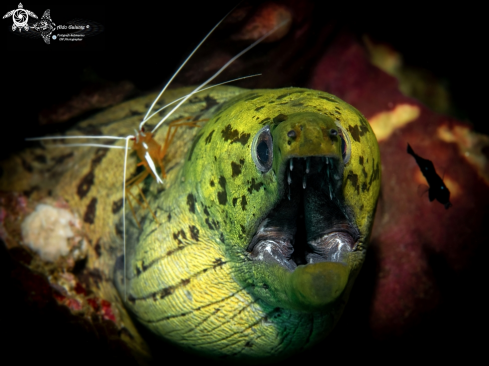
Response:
[123,135,133,301]
[141,8,237,128]
[149,21,287,134]
[26,135,126,141]
[143,74,261,125]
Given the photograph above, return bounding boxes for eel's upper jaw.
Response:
[247,155,359,271]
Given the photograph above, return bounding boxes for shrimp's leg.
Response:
[126,169,150,187]
[136,185,159,224]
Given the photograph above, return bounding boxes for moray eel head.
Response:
[121,87,380,359]
[185,88,380,316]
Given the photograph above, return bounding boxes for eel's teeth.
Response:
[306,158,310,174]
[326,157,329,165]
[290,159,293,171]
[288,190,291,201]
[288,170,292,185]
[334,173,340,180]
[303,175,307,189]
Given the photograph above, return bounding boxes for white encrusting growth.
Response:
[21,204,82,262]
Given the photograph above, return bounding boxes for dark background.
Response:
[1,1,486,159]
[1,1,486,365]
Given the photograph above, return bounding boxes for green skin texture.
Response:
[119,87,380,361]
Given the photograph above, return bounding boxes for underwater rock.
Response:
[231,2,292,43]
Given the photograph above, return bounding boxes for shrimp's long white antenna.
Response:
[150,22,287,134]
[26,135,126,141]
[142,9,235,126]
[144,74,261,125]
[48,144,130,149]
[123,135,132,301]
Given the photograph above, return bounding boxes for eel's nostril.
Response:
[287,130,296,138]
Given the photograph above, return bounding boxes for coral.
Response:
[21,204,80,262]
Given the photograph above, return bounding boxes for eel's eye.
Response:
[252,126,273,173]
[334,121,351,165]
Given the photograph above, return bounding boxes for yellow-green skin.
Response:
[116,86,381,361]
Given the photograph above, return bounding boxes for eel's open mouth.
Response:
[247,156,359,271]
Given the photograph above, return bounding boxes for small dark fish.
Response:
[407,143,452,209]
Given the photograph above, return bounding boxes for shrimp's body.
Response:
[125,118,207,227]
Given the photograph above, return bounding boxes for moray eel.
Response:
[114,86,381,360]
[0,85,379,362]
